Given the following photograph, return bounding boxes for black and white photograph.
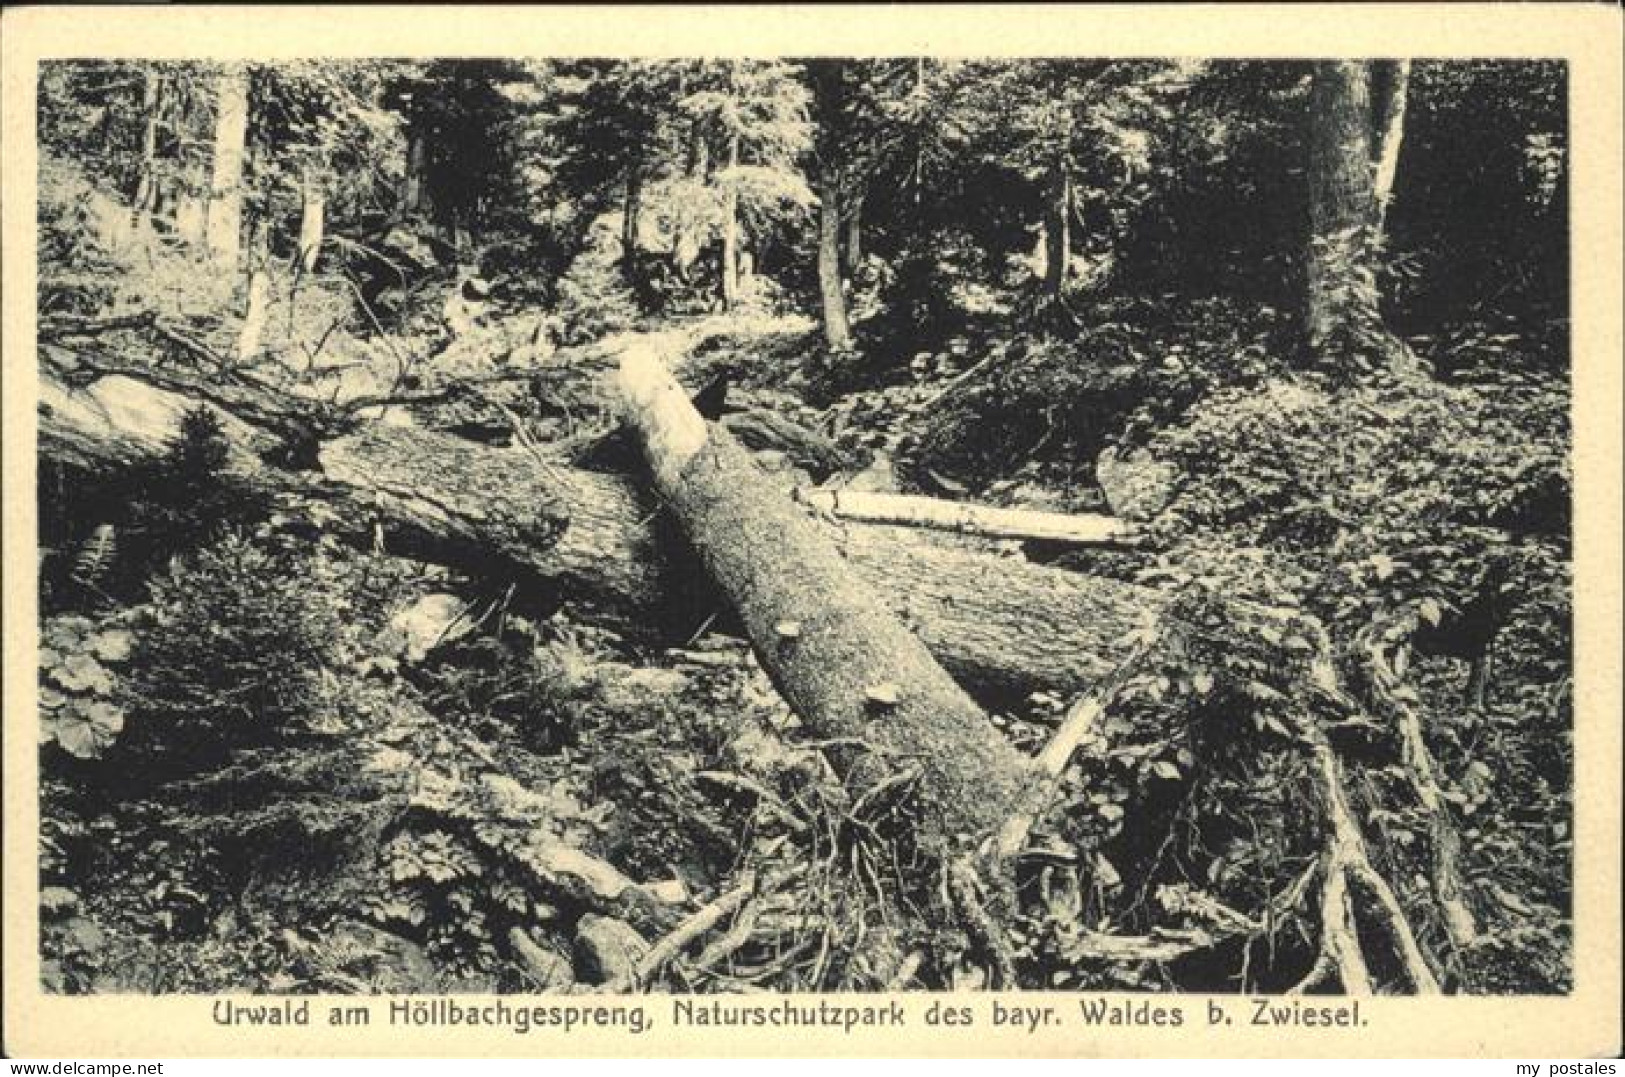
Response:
[5,3,1621,1061]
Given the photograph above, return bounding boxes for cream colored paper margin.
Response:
[3,3,1619,1060]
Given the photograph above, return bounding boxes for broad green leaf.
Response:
[86,629,134,662]
[50,654,114,696]
[1417,598,1443,627]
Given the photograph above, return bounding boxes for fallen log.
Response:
[37,367,1156,699]
[615,344,1037,849]
[38,311,158,339]
[40,374,572,578]
[796,487,1138,547]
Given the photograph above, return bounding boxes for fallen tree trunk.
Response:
[615,345,1037,849]
[40,374,573,581]
[795,488,1138,547]
[38,366,1156,699]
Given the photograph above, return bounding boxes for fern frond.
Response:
[71,523,117,591]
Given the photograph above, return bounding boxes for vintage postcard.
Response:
[3,3,1620,1060]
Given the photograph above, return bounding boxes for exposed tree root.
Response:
[1065,929,1220,964]
[39,311,159,339]
[1356,624,1479,953]
[602,873,757,992]
[692,897,762,972]
[1287,706,1440,995]
[886,948,926,990]
[946,855,1018,988]
[973,596,1446,995]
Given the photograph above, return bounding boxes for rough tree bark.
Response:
[400,133,428,220]
[206,67,250,269]
[615,344,1036,851]
[815,160,854,351]
[1305,61,1415,372]
[809,59,854,352]
[37,362,1152,701]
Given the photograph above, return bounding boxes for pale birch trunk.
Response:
[298,166,325,274]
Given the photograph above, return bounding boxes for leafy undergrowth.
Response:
[39,434,871,992]
[986,324,1573,993]
[38,268,1570,995]
[677,294,1573,994]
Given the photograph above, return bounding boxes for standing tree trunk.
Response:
[400,132,427,220]
[621,157,643,282]
[298,164,325,274]
[844,187,863,273]
[236,225,271,363]
[911,57,927,205]
[674,122,709,277]
[720,132,741,310]
[816,162,854,350]
[1043,149,1071,304]
[1370,59,1412,243]
[809,59,854,351]
[205,66,249,270]
[127,67,163,247]
[1041,103,1075,306]
[1305,61,1411,371]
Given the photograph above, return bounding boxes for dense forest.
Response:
[35,57,1571,997]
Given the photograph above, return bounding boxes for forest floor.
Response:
[45,295,1049,994]
[39,229,1574,997]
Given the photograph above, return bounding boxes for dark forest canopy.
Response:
[35,57,1572,1000]
[37,58,1566,338]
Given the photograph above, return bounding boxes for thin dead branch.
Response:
[603,874,757,992]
